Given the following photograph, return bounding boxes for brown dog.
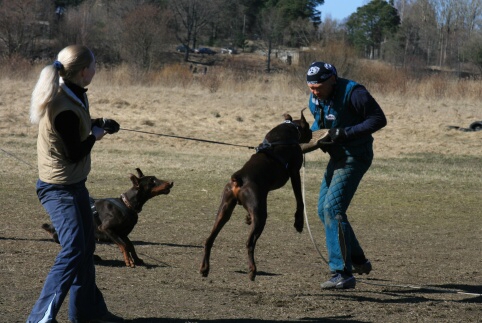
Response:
[42,168,173,267]
[200,109,312,281]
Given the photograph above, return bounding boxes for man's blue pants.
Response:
[317,154,372,273]
[27,179,107,323]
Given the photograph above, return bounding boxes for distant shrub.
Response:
[201,74,221,93]
[6,45,482,101]
[156,64,193,88]
[0,54,36,80]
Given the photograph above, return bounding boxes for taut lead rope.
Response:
[120,128,256,149]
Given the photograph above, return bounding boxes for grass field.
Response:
[1,66,481,322]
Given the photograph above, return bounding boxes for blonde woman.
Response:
[27,45,123,323]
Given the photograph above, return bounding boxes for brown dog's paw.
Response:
[200,267,209,277]
[294,216,304,233]
[134,258,145,266]
[294,222,304,233]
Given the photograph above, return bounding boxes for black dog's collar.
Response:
[121,193,144,214]
[91,198,137,219]
[121,194,134,210]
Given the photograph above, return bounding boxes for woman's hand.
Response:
[92,126,106,141]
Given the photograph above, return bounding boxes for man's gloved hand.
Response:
[328,128,347,143]
[101,118,120,134]
[300,129,331,154]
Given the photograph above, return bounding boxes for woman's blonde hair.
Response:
[30,45,94,124]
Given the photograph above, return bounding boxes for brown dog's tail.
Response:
[231,174,243,187]
[41,223,60,244]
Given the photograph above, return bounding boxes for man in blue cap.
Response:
[304,61,387,289]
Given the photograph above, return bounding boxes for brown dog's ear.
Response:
[300,108,307,123]
[129,174,140,188]
[283,113,293,121]
[136,168,144,178]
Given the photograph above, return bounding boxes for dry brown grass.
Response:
[1,59,481,322]
[1,58,480,161]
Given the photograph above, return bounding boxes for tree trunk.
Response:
[266,38,272,73]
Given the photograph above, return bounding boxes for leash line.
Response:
[301,156,329,265]
[301,156,480,298]
[120,128,256,149]
[358,278,482,297]
[0,147,36,169]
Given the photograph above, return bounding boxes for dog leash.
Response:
[301,156,481,298]
[120,128,256,149]
[301,156,329,265]
[356,278,482,297]
[0,147,36,169]
[1,127,255,169]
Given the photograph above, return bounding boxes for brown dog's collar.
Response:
[283,120,301,139]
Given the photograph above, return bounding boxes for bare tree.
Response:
[168,0,216,61]
[384,0,482,72]
[286,17,319,47]
[393,0,438,67]
[83,0,126,64]
[465,0,482,37]
[55,1,95,49]
[431,0,459,66]
[0,0,39,57]
[121,3,170,70]
[316,15,342,45]
[258,7,285,73]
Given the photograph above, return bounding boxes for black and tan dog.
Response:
[42,168,173,267]
[200,109,312,281]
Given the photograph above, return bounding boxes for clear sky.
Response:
[318,0,368,21]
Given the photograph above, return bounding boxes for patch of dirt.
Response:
[1,77,480,322]
[1,148,481,323]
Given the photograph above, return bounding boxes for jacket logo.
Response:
[326,114,336,121]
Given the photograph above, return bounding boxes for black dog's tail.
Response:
[41,223,55,234]
[41,223,60,244]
